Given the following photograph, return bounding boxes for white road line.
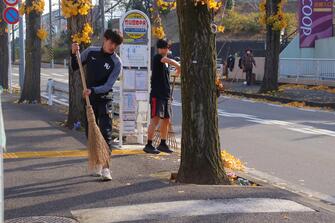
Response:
[41,73,51,77]
[13,72,50,78]
[267,103,282,107]
[12,72,67,83]
[173,100,335,137]
[58,98,68,102]
[51,72,65,77]
[71,198,313,223]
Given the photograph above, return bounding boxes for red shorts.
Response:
[150,97,172,119]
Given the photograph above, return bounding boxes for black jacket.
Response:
[71,46,122,100]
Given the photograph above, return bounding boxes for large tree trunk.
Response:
[259,0,281,93]
[176,0,229,185]
[0,1,9,89]
[19,0,41,103]
[67,16,88,129]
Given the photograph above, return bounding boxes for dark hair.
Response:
[104,29,123,45]
[156,39,169,49]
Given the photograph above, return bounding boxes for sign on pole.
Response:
[4,0,19,6]
[299,0,333,48]
[3,7,19,25]
[119,10,151,147]
[0,87,5,223]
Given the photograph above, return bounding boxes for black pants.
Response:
[245,68,253,85]
[85,99,113,151]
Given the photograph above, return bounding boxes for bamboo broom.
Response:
[76,51,110,170]
[153,76,178,150]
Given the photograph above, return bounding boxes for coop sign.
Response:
[299,0,333,48]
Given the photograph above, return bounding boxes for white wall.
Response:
[315,37,335,59]
[280,36,315,59]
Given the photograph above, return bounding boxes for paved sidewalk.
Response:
[2,93,335,222]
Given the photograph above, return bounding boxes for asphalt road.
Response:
[10,67,335,204]
[171,88,335,202]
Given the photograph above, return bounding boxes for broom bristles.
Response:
[153,123,179,150]
[86,105,110,170]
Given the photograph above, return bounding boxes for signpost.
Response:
[3,7,19,25]
[119,10,151,147]
[0,87,4,223]
[299,0,334,48]
[3,0,20,94]
[4,0,19,6]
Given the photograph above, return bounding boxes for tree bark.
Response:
[0,1,9,89]
[67,16,88,129]
[19,0,42,103]
[176,0,229,185]
[259,0,281,93]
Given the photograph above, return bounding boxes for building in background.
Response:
[279,0,335,86]
[41,9,67,38]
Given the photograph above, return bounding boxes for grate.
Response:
[5,216,78,223]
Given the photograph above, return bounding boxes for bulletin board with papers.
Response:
[119,10,151,146]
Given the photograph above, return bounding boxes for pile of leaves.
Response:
[221,150,245,171]
[278,84,335,94]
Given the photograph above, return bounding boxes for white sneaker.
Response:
[101,168,112,181]
[92,164,103,177]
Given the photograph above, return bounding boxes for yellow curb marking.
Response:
[2,149,167,159]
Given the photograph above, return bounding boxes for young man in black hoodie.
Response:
[71,29,123,181]
[143,39,180,154]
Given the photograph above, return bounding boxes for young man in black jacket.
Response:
[71,29,123,181]
[143,39,180,154]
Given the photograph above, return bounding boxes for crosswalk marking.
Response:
[71,198,313,223]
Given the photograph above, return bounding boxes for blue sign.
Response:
[3,7,19,25]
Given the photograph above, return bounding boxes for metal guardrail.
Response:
[46,79,68,106]
[280,58,335,84]
[45,79,121,115]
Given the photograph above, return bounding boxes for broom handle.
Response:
[76,51,91,106]
[170,76,177,99]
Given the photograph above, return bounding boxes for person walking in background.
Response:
[227,54,235,74]
[241,48,256,86]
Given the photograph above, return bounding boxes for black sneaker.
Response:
[157,144,174,153]
[143,144,160,154]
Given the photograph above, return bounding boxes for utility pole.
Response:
[19,0,25,89]
[49,0,54,68]
[58,0,61,33]
[11,26,15,63]
[8,25,12,93]
[100,0,105,37]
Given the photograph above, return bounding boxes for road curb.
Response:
[223,90,335,110]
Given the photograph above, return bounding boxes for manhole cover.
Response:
[5,216,78,223]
